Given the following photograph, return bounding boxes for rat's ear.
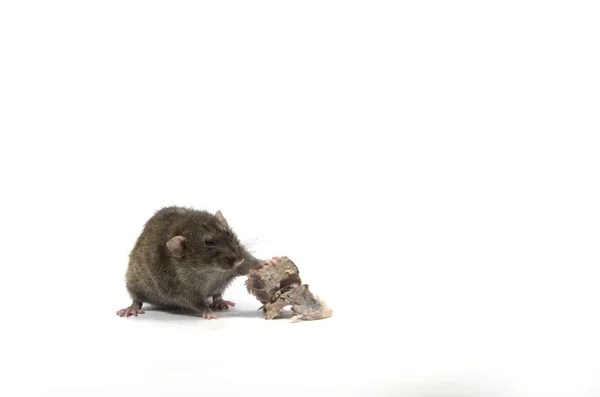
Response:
[215,210,229,228]
[166,236,186,258]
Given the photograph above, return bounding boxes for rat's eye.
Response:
[204,240,215,247]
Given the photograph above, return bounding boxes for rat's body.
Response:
[117,206,266,319]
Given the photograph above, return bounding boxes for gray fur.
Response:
[121,206,263,315]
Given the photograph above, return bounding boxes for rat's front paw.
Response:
[210,299,236,311]
[263,256,280,266]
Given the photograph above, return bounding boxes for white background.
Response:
[1,1,599,396]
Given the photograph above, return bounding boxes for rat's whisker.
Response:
[243,236,260,247]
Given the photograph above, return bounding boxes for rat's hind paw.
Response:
[202,311,219,319]
[116,307,145,317]
[210,299,236,311]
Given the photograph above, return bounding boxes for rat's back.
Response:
[125,206,200,307]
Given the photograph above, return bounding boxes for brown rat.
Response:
[116,206,272,319]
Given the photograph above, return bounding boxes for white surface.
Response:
[1,1,600,396]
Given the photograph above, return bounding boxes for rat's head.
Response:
[166,210,246,271]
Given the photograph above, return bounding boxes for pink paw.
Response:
[210,299,236,311]
[116,307,145,317]
[263,256,280,266]
[202,312,219,320]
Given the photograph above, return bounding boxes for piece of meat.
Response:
[281,284,333,322]
[245,256,302,304]
[245,256,332,321]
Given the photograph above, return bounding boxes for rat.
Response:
[116,206,276,319]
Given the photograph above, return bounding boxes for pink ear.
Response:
[215,210,229,227]
[166,236,186,258]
